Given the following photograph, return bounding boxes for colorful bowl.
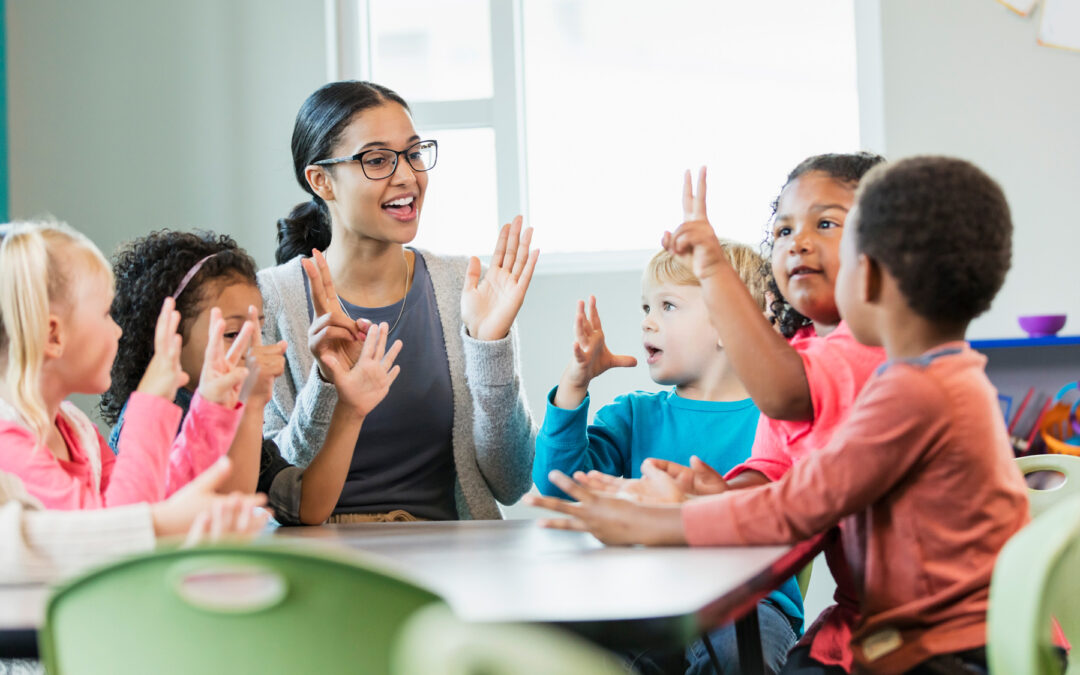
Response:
[1019,314,1067,338]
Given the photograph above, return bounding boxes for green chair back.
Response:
[391,603,625,675]
[39,543,444,675]
[1017,454,1080,518]
[988,493,1080,675]
[796,561,814,599]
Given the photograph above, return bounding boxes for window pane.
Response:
[370,0,493,102]
[523,0,860,254]
[411,127,498,257]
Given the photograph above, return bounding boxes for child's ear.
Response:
[43,314,64,359]
[303,165,335,203]
[860,253,883,305]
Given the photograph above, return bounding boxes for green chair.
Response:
[987,493,1080,675]
[39,543,444,675]
[796,561,814,598]
[391,603,626,675]
[1017,454,1080,518]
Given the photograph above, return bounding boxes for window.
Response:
[328,0,859,265]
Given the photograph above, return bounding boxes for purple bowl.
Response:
[1018,314,1067,338]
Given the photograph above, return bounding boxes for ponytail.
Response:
[0,220,110,447]
[275,199,331,264]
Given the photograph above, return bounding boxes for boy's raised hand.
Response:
[553,296,637,409]
[461,215,540,341]
[662,167,729,281]
[525,471,687,546]
[136,297,190,401]
[196,308,254,408]
[303,249,370,382]
[320,322,402,419]
[242,304,287,405]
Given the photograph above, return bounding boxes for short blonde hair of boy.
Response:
[0,219,112,446]
[645,241,768,311]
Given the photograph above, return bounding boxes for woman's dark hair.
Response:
[762,151,886,337]
[100,230,258,425]
[275,80,410,264]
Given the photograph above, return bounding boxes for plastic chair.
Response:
[1017,454,1080,519]
[796,561,814,598]
[988,493,1080,674]
[39,543,444,675]
[391,603,626,675]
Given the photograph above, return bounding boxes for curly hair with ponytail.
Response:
[761,151,886,337]
[100,230,258,425]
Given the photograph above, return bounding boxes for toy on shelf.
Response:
[1038,382,1080,458]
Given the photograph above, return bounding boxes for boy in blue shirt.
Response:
[534,244,803,675]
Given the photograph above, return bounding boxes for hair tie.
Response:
[172,253,217,300]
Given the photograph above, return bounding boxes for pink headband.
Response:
[172,254,216,300]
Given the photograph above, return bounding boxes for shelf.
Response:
[970,335,1080,349]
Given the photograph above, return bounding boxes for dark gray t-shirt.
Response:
[306,251,457,520]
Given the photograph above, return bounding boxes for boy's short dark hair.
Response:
[854,156,1012,325]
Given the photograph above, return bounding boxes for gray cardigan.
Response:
[257,252,536,520]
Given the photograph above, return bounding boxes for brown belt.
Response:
[326,510,426,524]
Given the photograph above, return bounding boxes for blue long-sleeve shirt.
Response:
[534,386,804,633]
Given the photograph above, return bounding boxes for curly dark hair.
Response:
[761,151,886,337]
[99,230,258,425]
[854,156,1011,324]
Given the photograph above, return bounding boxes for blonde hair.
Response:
[645,240,768,310]
[0,219,112,446]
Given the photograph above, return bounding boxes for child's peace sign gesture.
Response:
[663,167,729,281]
[461,215,540,341]
[196,307,255,408]
[136,297,190,401]
[302,249,371,382]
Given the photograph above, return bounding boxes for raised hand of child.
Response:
[196,308,254,408]
[662,167,729,281]
[320,322,403,419]
[645,456,730,496]
[136,297,190,401]
[242,305,287,405]
[554,295,637,409]
[461,215,540,341]
[525,470,687,546]
[303,249,370,383]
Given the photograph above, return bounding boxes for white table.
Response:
[1,519,807,664]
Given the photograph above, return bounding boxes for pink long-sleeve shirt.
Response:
[684,344,1029,674]
[0,392,241,510]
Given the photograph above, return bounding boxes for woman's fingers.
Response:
[517,248,539,291]
[358,323,381,362]
[490,222,510,270]
[382,339,403,370]
[502,217,522,270]
[464,256,482,293]
[510,220,531,278]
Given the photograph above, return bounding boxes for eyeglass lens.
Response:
[363,141,437,179]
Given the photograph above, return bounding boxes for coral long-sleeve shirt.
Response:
[684,344,1029,674]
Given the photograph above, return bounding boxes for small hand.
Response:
[461,216,540,341]
[525,471,686,546]
[302,249,370,380]
[196,308,254,407]
[645,456,730,496]
[574,463,688,505]
[566,296,638,386]
[662,167,729,281]
[242,305,287,404]
[136,297,190,401]
[151,457,270,540]
[321,322,403,418]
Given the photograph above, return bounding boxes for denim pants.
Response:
[629,600,799,675]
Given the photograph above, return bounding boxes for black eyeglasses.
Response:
[312,139,438,180]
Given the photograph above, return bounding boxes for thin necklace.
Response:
[337,248,411,334]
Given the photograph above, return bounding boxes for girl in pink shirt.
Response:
[0,220,250,510]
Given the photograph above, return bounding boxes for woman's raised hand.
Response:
[303,249,370,382]
[136,297,190,401]
[662,167,728,281]
[196,308,254,408]
[461,215,540,341]
[320,322,402,419]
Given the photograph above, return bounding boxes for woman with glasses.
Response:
[259,80,539,522]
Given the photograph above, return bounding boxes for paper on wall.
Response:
[998,0,1040,17]
[1040,0,1080,52]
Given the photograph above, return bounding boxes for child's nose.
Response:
[790,226,815,254]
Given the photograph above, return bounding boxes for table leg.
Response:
[734,607,764,674]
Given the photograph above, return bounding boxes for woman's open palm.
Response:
[461,215,540,341]
[321,322,403,418]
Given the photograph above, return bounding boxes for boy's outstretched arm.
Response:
[553,296,637,410]
[664,168,812,422]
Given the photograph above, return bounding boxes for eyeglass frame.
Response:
[311,139,438,180]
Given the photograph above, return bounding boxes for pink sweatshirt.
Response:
[685,345,1029,674]
[0,392,242,510]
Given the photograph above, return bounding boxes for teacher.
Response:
[259,80,538,522]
